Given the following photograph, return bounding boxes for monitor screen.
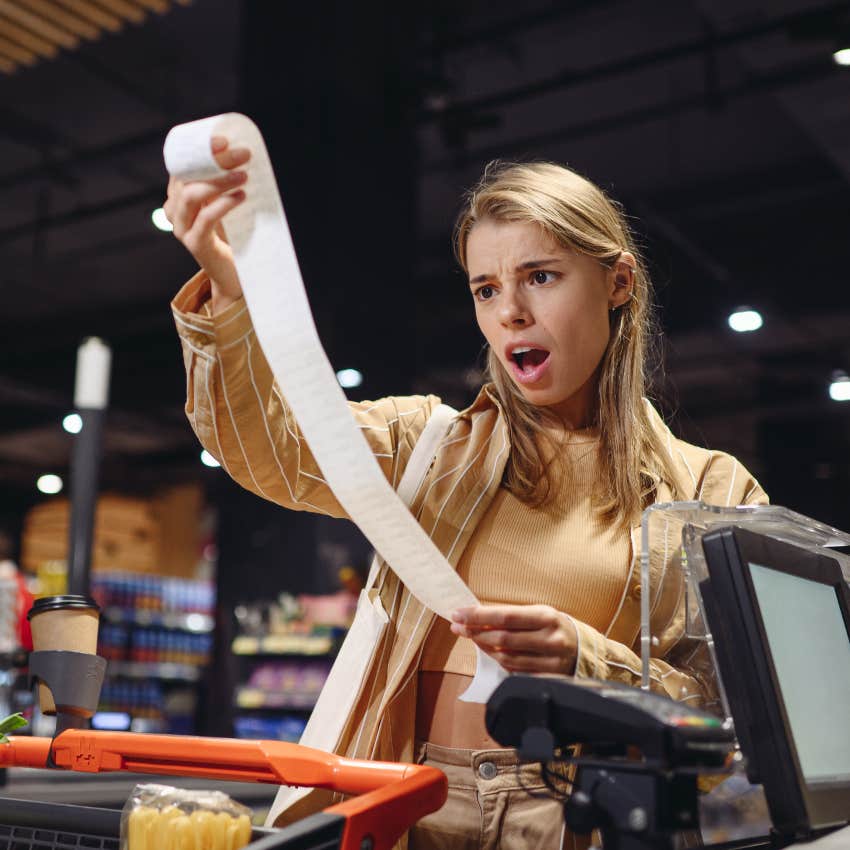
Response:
[700,526,850,836]
[748,562,850,787]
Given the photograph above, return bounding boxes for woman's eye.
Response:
[532,270,553,285]
[476,285,495,301]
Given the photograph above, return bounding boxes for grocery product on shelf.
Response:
[232,713,307,742]
[89,572,215,735]
[230,591,355,740]
[235,658,332,710]
[92,572,215,618]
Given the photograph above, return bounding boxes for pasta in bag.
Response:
[121,783,253,850]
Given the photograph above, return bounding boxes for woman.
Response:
[165,143,767,849]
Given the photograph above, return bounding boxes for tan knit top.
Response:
[420,430,631,675]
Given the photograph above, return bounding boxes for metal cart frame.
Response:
[0,730,447,850]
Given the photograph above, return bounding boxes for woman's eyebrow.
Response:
[517,258,560,271]
[469,257,561,286]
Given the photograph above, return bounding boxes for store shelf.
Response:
[102,607,213,633]
[231,634,334,656]
[234,687,317,710]
[106,660,202,682]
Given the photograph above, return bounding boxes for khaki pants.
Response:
[408,741,592,850]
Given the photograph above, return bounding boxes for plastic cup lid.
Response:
[27,594,101,620]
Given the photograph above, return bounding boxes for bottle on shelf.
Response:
[90,570,216,734]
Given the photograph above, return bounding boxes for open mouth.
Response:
[512,346,549,371]
[509,346,551,383]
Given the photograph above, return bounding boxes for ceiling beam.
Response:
[419,1,850,121]
[424,55,840,171]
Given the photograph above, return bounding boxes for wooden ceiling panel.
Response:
[0,0,80,49]
[18,0,100,39]
[0,0,190,73]
[0,32,38,64]
[92,0,145,24]
[131,0,169,14]
[52,0,123,32]
[0,15,59,61]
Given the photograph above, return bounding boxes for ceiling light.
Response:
[151,207,174,232]
[336,368,363,388]
[829,371,850,402]
[727,308,763,333]
[62,413,83,434]
[833,47,850,66]
[37,474,63,495]
[200,449,221,468]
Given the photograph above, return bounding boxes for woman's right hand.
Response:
[164,136,250,314]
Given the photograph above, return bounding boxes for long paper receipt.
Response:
[164,113,506,703]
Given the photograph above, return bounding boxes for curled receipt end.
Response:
[164,116,231,182]
[458,646,510,703]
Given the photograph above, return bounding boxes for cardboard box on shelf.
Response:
[21,484,205,579]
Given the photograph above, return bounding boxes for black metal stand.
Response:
[67,408,106,597]
[566,764,699,850]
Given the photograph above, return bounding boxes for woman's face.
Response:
[466,218,633,428]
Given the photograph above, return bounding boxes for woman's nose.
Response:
[499,288,531,327]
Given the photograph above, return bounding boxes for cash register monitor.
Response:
[700,526,850,837]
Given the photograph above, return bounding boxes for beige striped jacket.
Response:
[173,272,768,821]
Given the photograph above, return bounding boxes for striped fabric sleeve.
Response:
[171,272,440,518]
[570,619,712,705]
[571,453,770,709]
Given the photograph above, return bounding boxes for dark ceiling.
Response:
[2,0,850,531]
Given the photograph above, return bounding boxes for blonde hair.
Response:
[454,160,683,530]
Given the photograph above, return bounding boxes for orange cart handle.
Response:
[1,732,447,850]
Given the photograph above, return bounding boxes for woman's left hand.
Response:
[450,604,579,675]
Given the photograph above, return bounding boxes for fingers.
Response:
[451,604,578,675]
[483,651,569,674]
[163,136,250,238]
[181,191,245,256]
[451,603,557,631]
[169,170,247,236]
[466,629,573,675]
[455,624,546,652]
[210,135,251,170]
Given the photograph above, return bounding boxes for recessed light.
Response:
[829,371,850,402]
[727,308,763,333]
[336,368,363,389]
[151,207,174,232]
[833,47,850,66]
[62,413,83,434]
[201,450,221,468]
[37,474,63,495]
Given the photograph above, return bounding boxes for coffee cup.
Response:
[27,595,101,715]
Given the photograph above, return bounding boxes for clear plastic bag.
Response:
[121,783,253,850]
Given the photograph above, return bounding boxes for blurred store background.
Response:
[1,0,850,761]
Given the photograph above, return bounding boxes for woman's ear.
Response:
[608,251,636,310]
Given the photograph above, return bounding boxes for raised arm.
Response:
[172,275,439,518]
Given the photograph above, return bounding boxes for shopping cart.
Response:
[0,729,447,850]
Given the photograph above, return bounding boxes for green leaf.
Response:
[0,712,27,743]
